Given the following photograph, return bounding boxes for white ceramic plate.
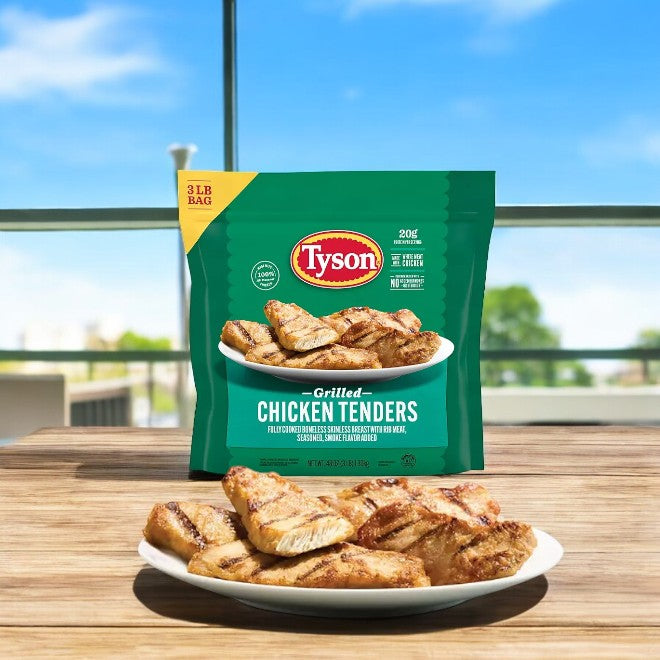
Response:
[138,528,562,618]
[218,337,454,384]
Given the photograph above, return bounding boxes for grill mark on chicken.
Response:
[288,512,332,530]
[144,503,247,562]
[399,527,439,552]
[305,351,330,366]
[249,561,281,578]
[298,324,330,336]
[233,321,256,346]
[321,479,500,543]
[340,322,440,367]
[264,301,340,351]
[347,327,376,342]
[278,314,301,327]
[401,490,434,512]
[221,320,276,354]
[456,535,486,554]
[216,547,261,569]
[257,515,292,528]
[223,466,355,556]
[322,307,421,337]
[372,521,415,544]
[439,488,473,517]
[248,556,286,578]
[247,492,286,513]
[245,342,381,370]
[257,509,332,530]
[194,541,430,587]
[363,496,378,511]
[296,548,369,581]
[262,347,287,360]
[388,312,415,332]
[391,311,417,332]
[166,502,206,547]
[296,555,341,581]
[386,333,418,350]
[358,503,536,585]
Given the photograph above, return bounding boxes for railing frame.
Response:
[1,348,658,363]
[2,204,660,231]
[2,205,659,367]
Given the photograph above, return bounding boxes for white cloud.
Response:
[4,124,161,166]
[342,86,363,101]
[0,244,177,349]
[466,31,514,53]
[487,228,660,294]
[581,117,660,166]
[449,97,487,118]
[539,284,660,349]
[0,6,162,101]
[486,227,660,349]
[343,0,562,22]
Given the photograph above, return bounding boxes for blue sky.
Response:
[1,0,659,356]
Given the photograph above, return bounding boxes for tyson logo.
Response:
[290,230,383,288]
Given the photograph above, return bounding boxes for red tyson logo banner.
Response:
[290,230,383,288]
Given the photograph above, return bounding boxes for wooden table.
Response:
[2,427,659,658]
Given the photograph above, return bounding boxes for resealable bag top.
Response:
[178,171,494,477]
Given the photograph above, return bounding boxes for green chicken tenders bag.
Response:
[177,171,494,477]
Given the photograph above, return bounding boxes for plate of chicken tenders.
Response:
[218,300,454,383]
[139,467,563,618]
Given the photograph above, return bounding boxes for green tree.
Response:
[636,328,660,348]
[116,331,176,415]
[481,285,592,387]
[116,331,171,351]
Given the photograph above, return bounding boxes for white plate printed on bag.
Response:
[218,338,455,384]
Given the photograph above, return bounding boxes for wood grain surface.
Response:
[1,426,659,658]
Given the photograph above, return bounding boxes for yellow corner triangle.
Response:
[177,171,258,252]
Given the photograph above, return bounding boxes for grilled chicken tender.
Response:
[264,300,340,351]
[223,466,355,556]
[321,306,421,337]
[188,541,430,588]
[320,478,500,539]
[420,482,501,524]
[143,502,246,561]
[245,341,381,370]
[221,320,275,354]
[340,321,441,367]
[358,502,536,585]
[188,538,280,581]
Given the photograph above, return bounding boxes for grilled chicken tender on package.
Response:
[223,466,355,556]
[244,341,381,370]
[143,502,246,561]
[320,478,500,537]
[340,321,441,367]
[321,306,421,337]
[221,320,275,354]
[188,541,430,588]
[264,300,339,351]
[358,501,536,585]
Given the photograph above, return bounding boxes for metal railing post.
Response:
[223,0,238,171]
[168,145,197,428]
[642,359,650,384]
[147,361,154,427]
